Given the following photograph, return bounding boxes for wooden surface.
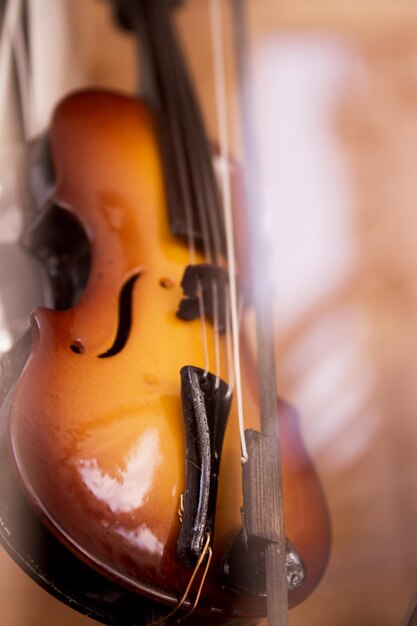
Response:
[1,1,417,625]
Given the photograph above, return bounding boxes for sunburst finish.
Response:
[8,91,330,621]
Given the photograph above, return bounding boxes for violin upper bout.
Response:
[50,90,157,176]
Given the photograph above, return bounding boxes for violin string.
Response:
[197,278,209,376]
[141,1,198,264]
[168,0,229,387]
[211,278,220,389]
[146,1,241,390]
[154,0,224,267]
[176,544,213,623]
[144,2,218,381]
[225,287,235,397]
[137,3,195,258]
[147,533,212,626]
[209,0,248,462]
[149,1,214,263]
[145,1,220,378]
[158,20,215,368]
[164,0,229,395]
[225,289,244,398]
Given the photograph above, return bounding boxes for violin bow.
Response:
[228,1,289,624]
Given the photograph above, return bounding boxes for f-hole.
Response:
[98,273,141,358]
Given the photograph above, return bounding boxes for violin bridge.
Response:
[176,264,229,332]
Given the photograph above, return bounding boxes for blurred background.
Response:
[1,1,417,625]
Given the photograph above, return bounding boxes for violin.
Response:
[6,1,330,624]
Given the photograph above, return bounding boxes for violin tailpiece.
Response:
[177,365,231,568]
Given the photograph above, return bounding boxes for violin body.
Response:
[8,91,330,621]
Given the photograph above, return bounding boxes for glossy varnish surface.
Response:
[8,91,329,617]
[2,1,417,625]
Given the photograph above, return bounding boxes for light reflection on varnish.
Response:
[78,429,161,514]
